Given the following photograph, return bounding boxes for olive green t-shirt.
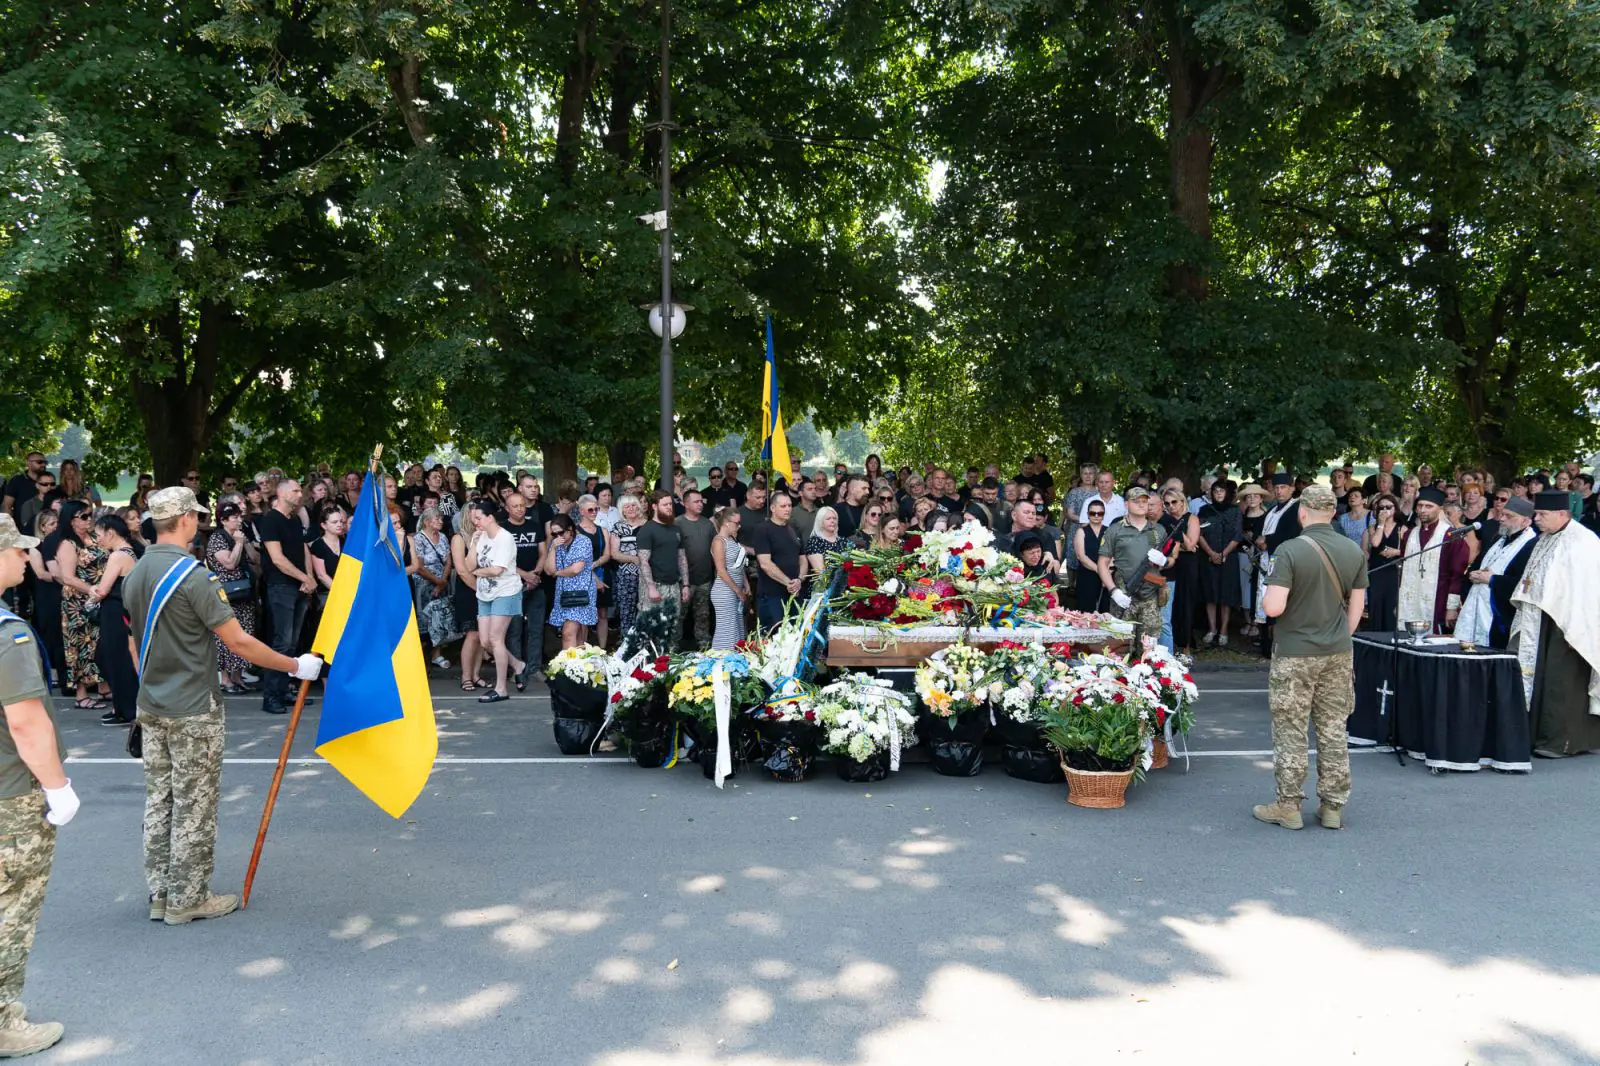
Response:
[0,617,65,799]
[1267,523,1371,657]
[634,520,684,585]
[1099,518,1163,595]
[124,544,236,717]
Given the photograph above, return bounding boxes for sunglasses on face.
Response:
[1495,495,1509,503]
[1089,509,1104,517]
[1377,505,1395,511]
[38,481,55,489]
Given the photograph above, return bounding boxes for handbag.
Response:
[559,589,589,609]
[126,721,143,759]
[220,576,254,603]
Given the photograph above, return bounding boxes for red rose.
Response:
[902,535,923,551]
[1183,673,1193,683]
[610,692,622,703]
[1112,693,1125,703]
[1155,708,1168,727]
[654,656,671,673]
[804,710,816,721]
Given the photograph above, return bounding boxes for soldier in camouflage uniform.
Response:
[123,488,321,925]
[0,514,79,1057]
[1096,487,1172,642]
[1254,484,1369,830]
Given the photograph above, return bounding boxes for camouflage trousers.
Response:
[0,792,56,1007]
[141,697,225,910]
[1115,594,1165,646]
[1268,651,1354,807]
[683,583,714,650]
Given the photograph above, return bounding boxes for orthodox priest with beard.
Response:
[1454,497,1538,650]
[1512,491,1600,757]
[1397,486,1471,633]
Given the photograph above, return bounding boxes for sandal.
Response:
[477,690,508,704]
[459,679,479,692]
[73,698,99,710]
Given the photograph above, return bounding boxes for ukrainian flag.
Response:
[760,317,793,479]
[310,462,437,817]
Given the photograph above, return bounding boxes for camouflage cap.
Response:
[0,514,40,551]
[1299,484,1338,511]
[1124,486,1152,501]
[148,486,209,521]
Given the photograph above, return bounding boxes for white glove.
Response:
[1147,548,1167,566]
[43,781,79,827]
[1111,589,1133,611]
[291,653,324,681]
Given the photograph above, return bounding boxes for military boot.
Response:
[164,892,239,926]
[148,894,166,921]
[1252,799,1303,830]
[0,1004,64,1059]
[1317,804,1343,830]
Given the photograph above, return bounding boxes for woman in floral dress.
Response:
[608,494,645,636]
[55,501,108,707]
[544,515,597,649]
[206,502,258,694]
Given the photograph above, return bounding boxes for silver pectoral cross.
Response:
[1377,680,1394,721]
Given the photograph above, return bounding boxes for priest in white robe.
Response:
[1511,491,1600,757]
[1456,497,1538,650]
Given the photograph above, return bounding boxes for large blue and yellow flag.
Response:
[310,463,437,817]
[759,317,793,478]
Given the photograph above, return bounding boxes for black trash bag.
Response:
[836,751,890,782]
[553,716,604,755]
[992,714,1045,750]
[696,743,736,780]
[1002,745,1064,782]
[756,720,823,783]
[547,675,607,720]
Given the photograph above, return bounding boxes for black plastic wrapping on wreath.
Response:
[756,720,823,782]
[1002,746,1065,782]
[553,716,603,755]
[836,751,890,782]
[547,675,608,720]
[919,710,988,777]
[621,693,673,768]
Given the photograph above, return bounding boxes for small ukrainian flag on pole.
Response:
[310,450,438,817]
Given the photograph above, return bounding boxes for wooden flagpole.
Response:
[241,445,383,909]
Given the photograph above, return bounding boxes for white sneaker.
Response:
[1218,634,1229,647]
[241,671,260,683]
[431,656,450,670]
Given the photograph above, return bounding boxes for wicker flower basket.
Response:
[1149,737,1170,769]
[1059,756,1136,809]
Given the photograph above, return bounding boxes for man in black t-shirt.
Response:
[736,484,769,548]
[256,479,316,715]
[517,474,556,529]
[930,469,962,513]
[752,494,806,633]
[836,476,870,539]
[722,462,748,508]
[705,466,735,510]
[958,467,981,504]
[1,453,47,523]
[501,492,548,681]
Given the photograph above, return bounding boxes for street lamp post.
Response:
[655,0,675,493]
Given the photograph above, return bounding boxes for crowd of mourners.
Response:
[3,448,1597,716]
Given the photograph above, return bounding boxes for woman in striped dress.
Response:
[709,507,748,650]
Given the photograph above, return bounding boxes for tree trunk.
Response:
[608,439,646,483]
[1068,431,1103,471]
[1162,6,1224,301]
[542,441,579,495]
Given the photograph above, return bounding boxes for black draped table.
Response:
[1349,632,1531,773]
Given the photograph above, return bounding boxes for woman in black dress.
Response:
[1362,493,1406,631]
[30,511,69,696]
[88,514,140,725]
[1072,500,1110,612]
[1197,480,1243,645]
[1157,489,1201,653]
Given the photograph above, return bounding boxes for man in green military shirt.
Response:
[124,488,322,926]
[1096,487,1173,641]
[1254,483,1369,831]
[0,514,78,1057]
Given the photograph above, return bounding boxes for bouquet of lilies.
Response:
[914,641,1001,718]
[815,672,918,763]
[987,640,1077,725]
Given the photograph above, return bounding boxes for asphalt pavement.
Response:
[23,668,1600,1065]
